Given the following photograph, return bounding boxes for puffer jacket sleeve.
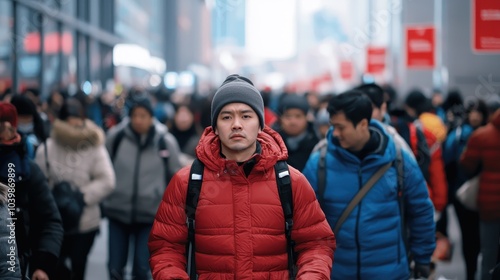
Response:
[148,167,190,280]
[81,146,115,205]
[401,150,436,264]
[290,168,336,279]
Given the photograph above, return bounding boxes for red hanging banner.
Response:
[406,26,435,69]
[473,0,500,53]
[340,61,353,80]
[366,47,386,74]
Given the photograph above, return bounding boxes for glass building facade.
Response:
[0,0,171,99]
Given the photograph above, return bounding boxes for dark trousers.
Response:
[108,219,152,280]
[454,201,480,280]
[55,229,98,280]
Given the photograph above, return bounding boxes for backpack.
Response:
[185,158,297,279]
[110,128,170,184]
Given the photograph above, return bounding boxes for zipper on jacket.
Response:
[356,167,362,280]
[130,146,142,224]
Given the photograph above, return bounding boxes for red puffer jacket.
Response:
[460,110,500,221]
[149,126,336,279]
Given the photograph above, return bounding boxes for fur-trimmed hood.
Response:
[51,119,105,149]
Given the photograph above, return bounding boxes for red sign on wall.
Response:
[24,32,73,55]
[340,61,353,80]
[473,0,500,52]
[366,47,386,74]
[406,26,435,69]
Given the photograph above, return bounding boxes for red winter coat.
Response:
[149,126,335,279]
[460,110,500,221]
[413,122,448,212]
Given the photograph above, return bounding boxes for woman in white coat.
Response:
[36,98,115,280]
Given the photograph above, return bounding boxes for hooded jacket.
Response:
[303,120,435,280]
[35,119,115,232]
[104,118,183,224]
[460,110,500,221]
[149,126,336,279]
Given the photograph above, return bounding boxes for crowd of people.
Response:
[0,74,499,279]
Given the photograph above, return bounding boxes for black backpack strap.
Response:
[158,135,170,185]
[110,129,126,162]
[317,145,328,206]
[185,158,204,280]
[274,160,297,279]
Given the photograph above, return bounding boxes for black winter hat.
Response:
[10,94,37,116]
[278,94,309,116]
[405,90,427,109]
[59,98,85,120]
[129,98,154,117]
[211,74,264,129]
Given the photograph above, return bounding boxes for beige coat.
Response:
[36,119,115,233]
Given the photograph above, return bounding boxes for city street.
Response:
[85,206,475,280]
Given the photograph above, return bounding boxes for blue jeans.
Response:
[480,220,500,280]
[108,219,152,280]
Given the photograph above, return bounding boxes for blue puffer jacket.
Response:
[303,120,435,280]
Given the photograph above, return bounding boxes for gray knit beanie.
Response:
[211,74,264,129]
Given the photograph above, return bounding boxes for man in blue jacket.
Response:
[303,91,435,280]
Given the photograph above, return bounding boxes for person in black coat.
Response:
[272,94,319,171]
[0,102,63,280]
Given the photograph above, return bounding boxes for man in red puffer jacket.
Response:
[148,75,336,279]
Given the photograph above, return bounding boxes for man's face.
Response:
[214,103,261,161]
[468,110,484,128]
[130,107,153,135]
[432,93,443,107]
[174,106,194,131]
[280,108,308,136]
[330,112,368,151]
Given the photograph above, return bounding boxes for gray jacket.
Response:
[104,119,182,224]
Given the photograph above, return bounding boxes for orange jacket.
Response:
[148,126,335,279]
[419,113,447,143]
[412,121,448,212]
[460,110,500,221]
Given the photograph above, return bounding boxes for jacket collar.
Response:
[326,119,394,165]
[196,126,288,174]
[51,119,104,150]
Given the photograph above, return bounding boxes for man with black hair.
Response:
[356,83,416,159]
[104,97,183,280]
[149,74,335,279]
[303,90,435,280]
[10,94,47,159]
[273,94,319,171]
